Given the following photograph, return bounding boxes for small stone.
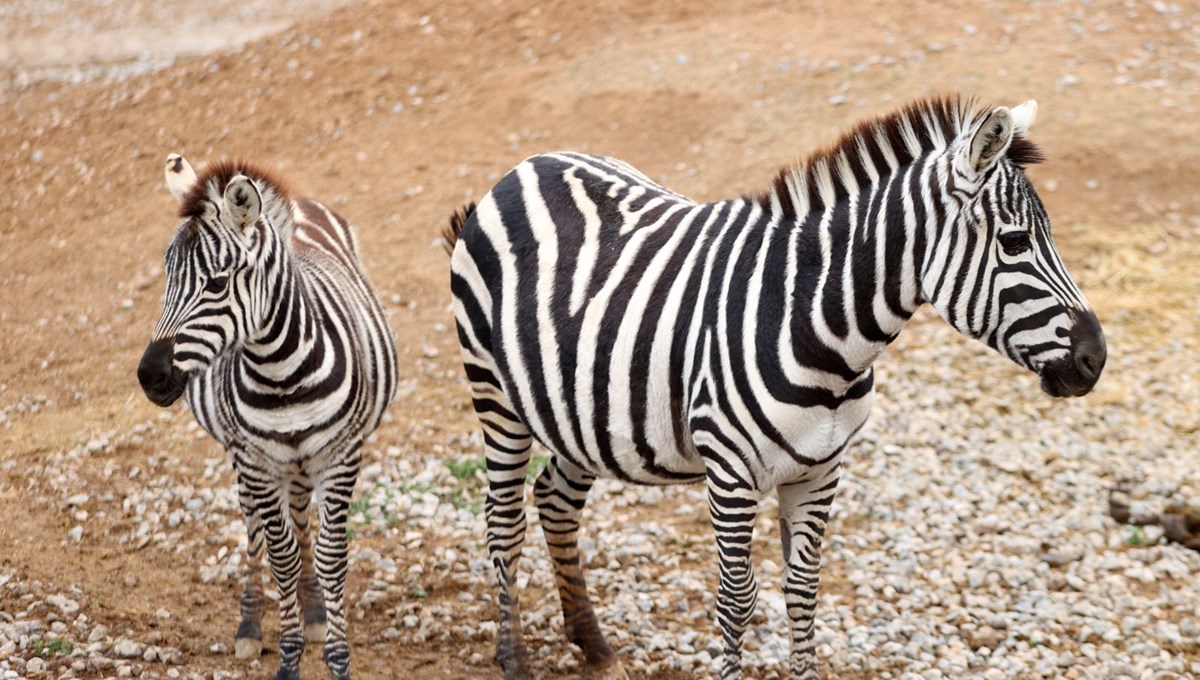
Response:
[112,638,142,658]
[46,594,80,616]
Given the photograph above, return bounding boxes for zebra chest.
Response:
[185,367,362,462]
[757,396,873,481]
[685,383,874,489]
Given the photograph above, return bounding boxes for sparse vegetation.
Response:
[446,455,486,482]
[32,637,73,657]
[1123,524,1150,546]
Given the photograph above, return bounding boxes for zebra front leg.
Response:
[533,456,626,680]
[256,466,307,680]
[705,465,764,679]
[777,459,842,680]
[234,466,266,660]
[291,476,328,645]
[313,446,361,680]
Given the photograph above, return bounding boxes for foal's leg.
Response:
[533,456,626,680]
[777,458,842,680]
[290,475,328,644]
[233,456,267,660]
[256,462,307,680]
[313,445,362,680]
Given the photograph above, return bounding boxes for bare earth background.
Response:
[1,0,1199,679]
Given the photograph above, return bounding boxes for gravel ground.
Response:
[2,0,1200,678]
[4,310,1197,679]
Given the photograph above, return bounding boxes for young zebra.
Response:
[137,155,397,680]
[446,96,1105,679]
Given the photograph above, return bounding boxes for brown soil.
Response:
[1,0,1198,678]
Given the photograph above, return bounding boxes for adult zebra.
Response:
[446,96,1105,679]
[137,155,397,680]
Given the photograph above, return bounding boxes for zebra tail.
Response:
[441,202,477,255]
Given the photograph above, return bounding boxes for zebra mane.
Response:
[764,95,1043,220]
[178,159,295,243]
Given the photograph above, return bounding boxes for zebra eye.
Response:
[204,275,229,293]
[997,231,1031,254]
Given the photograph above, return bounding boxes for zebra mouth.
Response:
[146,375,187,407]
[1039,370,1071,398]
[140,367,187,407]
[1037,360,1097,398]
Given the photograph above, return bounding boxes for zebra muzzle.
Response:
[1038,311,1106,398]
[137,337,188,407]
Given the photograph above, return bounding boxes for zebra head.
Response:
[927,100,1105,398]
[138,154,277,407]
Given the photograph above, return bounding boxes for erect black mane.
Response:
[761,96,1045,219]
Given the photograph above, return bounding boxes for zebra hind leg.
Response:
[473,396,535,678]
[233,464,266,660]
[534,456,627,680]
[314,445,362,680]
[777,460,841,680]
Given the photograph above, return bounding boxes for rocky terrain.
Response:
[1,0,1198,678]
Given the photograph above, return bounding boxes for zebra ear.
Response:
[164,153,197,203]
[223,175,262,230]
[968,106,1014,174]
[1010,99,1038,136]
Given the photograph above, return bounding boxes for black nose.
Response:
[1070,311,1106,383]
[138,337,184,406]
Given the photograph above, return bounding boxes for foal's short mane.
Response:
[179,159,292,220]
[762,95,1044,219]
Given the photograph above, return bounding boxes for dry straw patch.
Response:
[1068,223,1200,339]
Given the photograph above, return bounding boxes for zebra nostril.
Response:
[1080,354,1095,377]
[1074,344,1104,382]
[1069,312,1106,384]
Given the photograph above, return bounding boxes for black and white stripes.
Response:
[138,155,397,680]
[448,96,1104,679]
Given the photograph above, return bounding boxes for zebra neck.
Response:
[240,250,332,391]
[766,165,939,377]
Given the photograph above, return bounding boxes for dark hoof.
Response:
[303,598,328,627]
[272,668,301,680]
[497,650,533,680]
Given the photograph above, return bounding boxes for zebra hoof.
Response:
[304,620,327,643]
[499,656,533,680]
[271,668,301,680]
[234,637,262,660]
[581,659,628,680]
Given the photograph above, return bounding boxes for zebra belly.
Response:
[513,386,706,485]
[513,377,874,489]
